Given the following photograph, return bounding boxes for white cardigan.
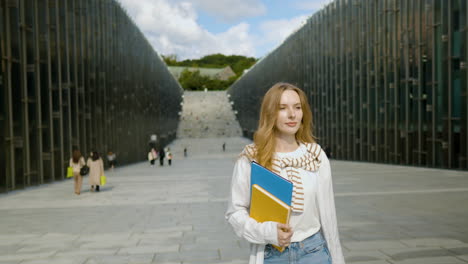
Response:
[225,144,345,264]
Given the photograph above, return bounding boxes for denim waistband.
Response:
[268,230,325,250]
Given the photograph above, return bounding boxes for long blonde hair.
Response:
[253,83,315,169]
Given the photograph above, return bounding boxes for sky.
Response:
[117,0,333,60]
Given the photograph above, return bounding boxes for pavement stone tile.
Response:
[345,255,387,263]
[18,256,88,264]
[347,261,392,264]
[138,237,182,247]
[218,247,250,260]
[400,238,466,248]
[237,239,250,249]
[119,245,179,254]
[180,240,240,252]
[75,233,133,243]
[16,245,72,253]
[141,225,193,233]
[153,249,220,262]
[445,246,468,256]
[0,244,22,255]
[85,254,154,264]
[0,250,57,262]
[78,238,140,249]
[380,247,456,261]
[137,232,183,242]
[150,262,181,264]
[343,249,390,262]
[343,240,408,251]
[389,256,467,264]
[178,233,201,244]
[195,234,239,243]
[183,259,247,264]
[456,255,468,262]
[0,234,40,245]
[54,248,119,257]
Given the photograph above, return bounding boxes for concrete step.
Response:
[177,91,242,138]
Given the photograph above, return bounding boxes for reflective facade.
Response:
[229,0,467,170]
[0,0,182,192]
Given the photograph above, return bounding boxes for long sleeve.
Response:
[225,156,278,245]
[100,159,104,176]
[317,152,345,264]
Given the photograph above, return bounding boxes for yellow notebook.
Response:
[249,184,291,252]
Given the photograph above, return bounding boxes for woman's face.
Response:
[275,90,303,138]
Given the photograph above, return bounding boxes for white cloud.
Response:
[295,0,333,11]
[187,0,266,22]
[118,0,256,60]
[257,14,309,52]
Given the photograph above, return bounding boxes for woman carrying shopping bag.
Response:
[87,151,104,192]
[69,149,86,195]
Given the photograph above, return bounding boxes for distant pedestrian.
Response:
[107,151,116,170]
[222,142,226,152]
[166,148,173,166]
[184,147,187,157]
[159,147,166,166]
[148,148,157,167]
[69,149,85,195]
[87,151,104,192]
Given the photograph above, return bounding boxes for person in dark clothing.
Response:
[159,147,165,166]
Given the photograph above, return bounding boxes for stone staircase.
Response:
[176,91,243,138]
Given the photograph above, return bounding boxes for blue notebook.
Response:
[250,161,293,206]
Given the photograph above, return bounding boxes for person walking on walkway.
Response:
[159,147,165,166]
[225,83,345,264]
[148,148,157,167]
[107,151,116,171]
[87,151,104,192]
[70,149,85,195]
[166,148,173,166]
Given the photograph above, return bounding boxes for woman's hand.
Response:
[277,223,293,247]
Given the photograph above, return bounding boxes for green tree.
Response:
[178,69,210,91]
[162,54,178,65]
[164,53,258,90]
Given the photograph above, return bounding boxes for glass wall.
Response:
[0,0,183,192]
[229,0,467,170]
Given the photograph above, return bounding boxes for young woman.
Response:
[148,148,157,167]
[87,151,104,192]
[69,149,86,195]
[225,83,345,264]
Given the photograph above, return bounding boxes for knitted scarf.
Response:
[240,142,323,212]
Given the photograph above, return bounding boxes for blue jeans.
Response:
[264,231,331,264]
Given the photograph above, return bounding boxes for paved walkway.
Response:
[1,137,468,264]
[177,91,242,138]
